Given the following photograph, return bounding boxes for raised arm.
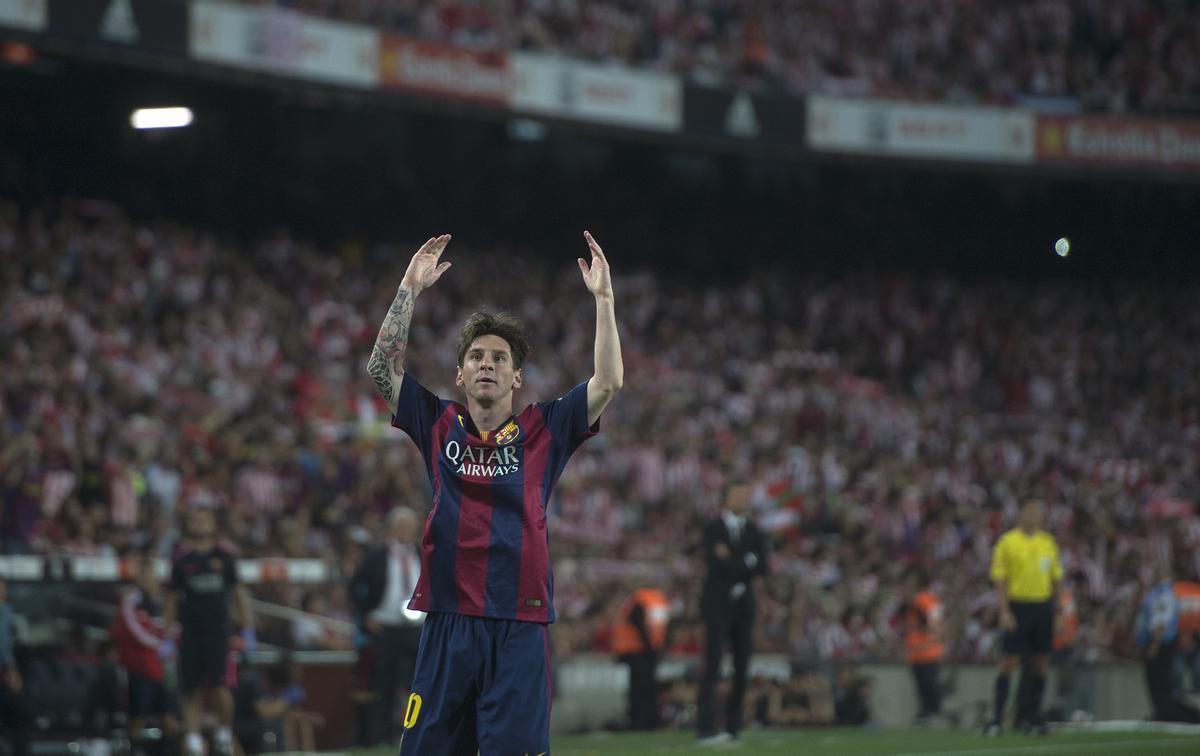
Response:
[366,235,452,415]
[578,231,623,426]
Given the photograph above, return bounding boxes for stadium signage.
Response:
[43,0,187,55]
[0,0,45,32]
[380,36,511,105]
[1037,116,1200,172]
[807,95,1035,164]
[511,52,682,132]
[189,0,378,88]
[0,555,332,583]
[682,83,803,148]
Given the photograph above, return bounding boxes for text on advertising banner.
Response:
[379,35,511,106]
[1038,115,1200,172]
[511,52,682,132]
[807,95,1035,164]
[190,0,378,88]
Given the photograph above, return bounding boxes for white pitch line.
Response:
[891,736,1200,756]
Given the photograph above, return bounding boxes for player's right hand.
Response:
[401,234,452,294]
[1000,609,1016,631]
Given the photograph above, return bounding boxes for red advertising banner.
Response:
[380,36,510,105]
[1037,115,1200,172]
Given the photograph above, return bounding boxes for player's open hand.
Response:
[402,234,452,294]
[578,231,613,299]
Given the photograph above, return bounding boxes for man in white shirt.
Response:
[349,507,424,745]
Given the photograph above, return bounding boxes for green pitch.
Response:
[349,727,1200,754]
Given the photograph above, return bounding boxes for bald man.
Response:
[350,507,424,744]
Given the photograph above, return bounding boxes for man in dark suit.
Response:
[696,481,768,744]
[349,507,423,745]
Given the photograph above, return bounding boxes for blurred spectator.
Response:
[833,666,875,727]
[765,663,835,726]
[234,657,323,753]
[3,196,1200,676]
[0,577,30,756]
[611,587,671,731]
[290,592,353,651]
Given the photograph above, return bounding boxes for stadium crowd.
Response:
[3,197,1198,680]
[238,0,1200,113]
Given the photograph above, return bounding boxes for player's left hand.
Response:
[578,231,613,299]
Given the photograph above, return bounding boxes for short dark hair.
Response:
[457,311,529,368]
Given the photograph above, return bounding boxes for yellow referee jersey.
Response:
[989,528,1063,602]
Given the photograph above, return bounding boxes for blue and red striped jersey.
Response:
[391,376,599,623]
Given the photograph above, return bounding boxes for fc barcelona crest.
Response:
[494,420,521,445]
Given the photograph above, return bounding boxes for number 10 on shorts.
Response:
[403,693,422,729]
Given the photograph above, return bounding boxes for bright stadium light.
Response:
[130,107,193,130]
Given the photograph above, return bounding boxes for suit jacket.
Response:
[700,515,768,616]
[348,545,389,622]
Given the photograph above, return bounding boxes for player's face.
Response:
[188,509,216,538]
[457,335,523,404]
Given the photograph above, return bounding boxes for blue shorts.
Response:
[399,612,551,756]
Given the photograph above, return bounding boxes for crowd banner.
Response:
[807,95,1035,164]
[511,52,682,132]
[1037,114,1200,172]
[379,35,511,105]
[190,0,378,88]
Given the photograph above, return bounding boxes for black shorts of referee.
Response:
[1002,600,1054,656]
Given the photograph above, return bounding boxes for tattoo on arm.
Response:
[367,287,415,404]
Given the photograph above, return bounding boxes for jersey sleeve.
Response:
[391,375,446,461]
[989,536,1009,582]
[1049,539,1064,581]
[537,380,599,454]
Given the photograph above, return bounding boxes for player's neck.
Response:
[192,536,215,551]
[467,398,514,435]
[1019,525,1037,536]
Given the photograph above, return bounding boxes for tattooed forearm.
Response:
[366,286,415,407]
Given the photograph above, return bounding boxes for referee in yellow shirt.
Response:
[985,500,1062,736]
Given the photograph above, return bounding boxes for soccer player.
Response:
[985,500,1062,736]
[366,231,623,754]
[165,507,255,756]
